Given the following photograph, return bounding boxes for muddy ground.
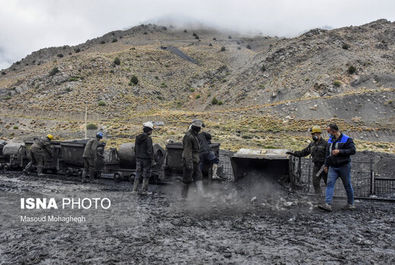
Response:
[0,173,394,265]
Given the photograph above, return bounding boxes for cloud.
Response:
[0,0,394,70]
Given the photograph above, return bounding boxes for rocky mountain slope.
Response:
[0,20,394,152]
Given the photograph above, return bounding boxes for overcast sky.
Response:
[1,0,394,70]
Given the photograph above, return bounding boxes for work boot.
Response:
[318,203,332,212]
[140,178,151,195]
[211,164,221,180]
[132,178,140,194]
[344,204,356,210]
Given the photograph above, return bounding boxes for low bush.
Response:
[49,67,59,76]
[113,57,121,65]
[86,123,98,130]
[342,43,350,50]
[333,80,342,87]
[348,66,357,74]
[129,75,139,85]
[98,100,106,106]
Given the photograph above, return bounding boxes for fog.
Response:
[0,0,394,69]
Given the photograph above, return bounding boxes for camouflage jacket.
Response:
[31,137,52,156]
[83,138,101,160]
[182,129,200,164]
[294,137,327,164]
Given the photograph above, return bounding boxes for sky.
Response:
[0,0,394,70]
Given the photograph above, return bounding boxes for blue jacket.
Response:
[324,133,356,167]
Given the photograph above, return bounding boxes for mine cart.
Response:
[24,140,62,173]
[103,143,166,183]
[164,142,220,179]
[231,149,300,188]
[59,140,88,176]
[1,142,28,170]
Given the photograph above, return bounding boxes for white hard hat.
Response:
[143,121,154,130]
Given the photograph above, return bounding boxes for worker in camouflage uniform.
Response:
[132,122,154,195]
[182,119,204,198]
[198,128,220,180]
[287,126,328,194]
[23,134,54,176]
[82,131,104,183]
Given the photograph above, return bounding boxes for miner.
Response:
[319,124,356,212]
[82,131,104,183]
[198,125,220,180]
[132,122,154,195]
[182,119,204,198]
[23,134,54,176]
[286,126,327,195]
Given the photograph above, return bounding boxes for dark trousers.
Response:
[135,158,152,180]
[182,160,202,184]
[83,158,95,179]
[312,163,327,194]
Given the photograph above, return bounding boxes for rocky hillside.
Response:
[0,20,394,152]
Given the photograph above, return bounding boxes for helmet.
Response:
[311,126,322,134]
[96,132,104,139]
[47,134,54,140]
[143,121,154,130]
[191,119,204,128]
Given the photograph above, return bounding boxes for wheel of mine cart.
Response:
[64,168,72,177]
[113,172,122,182]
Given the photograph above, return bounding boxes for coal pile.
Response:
[0,173,394,264]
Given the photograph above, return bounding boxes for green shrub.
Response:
[57,54,64,58]
[212,97,223,105]
[259,84,265,90]
[86,123,98,130]
[74,48,81,53]
[49,67,59,76]
[68,76,80,82]
[100,40,105,44]
[333,80,342,87]
[246,45,252,49]
[195,94,201,99]
[348,66,357,74]
[13,125,19,130]
[220,46,226,52]
[112,38,118,43]
[98,100,106,106]
[113,57,121,65]
[160,82,168,88]
[261,65,266,72]
[190,88,195,92]
[342,43,350,50]
[65,87,72,92]
[129,75,139,85]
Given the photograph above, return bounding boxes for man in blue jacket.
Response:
[319,124,356,212]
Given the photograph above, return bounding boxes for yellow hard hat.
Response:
[47,134,54,140]
[311,126,322,134]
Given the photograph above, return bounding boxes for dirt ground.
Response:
[0,173,394,265]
